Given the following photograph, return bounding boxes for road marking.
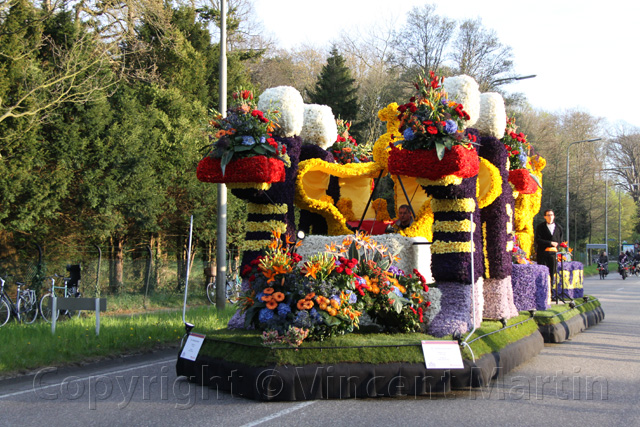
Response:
[0,357,176,399]
[240,401,317,427]
[617,288,625,291]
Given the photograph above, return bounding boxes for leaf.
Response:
[435,141,446,160]
[234,145,254,152]
[220,151,234,176]
[529,172,542,189]
[244,306,259,328]
[348,241,360,262]
[389,296,404,314]
[261,144,276,154]
[319,311,341,326]
[250,145,264,155]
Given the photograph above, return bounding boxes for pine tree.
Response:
[307,47,360,126]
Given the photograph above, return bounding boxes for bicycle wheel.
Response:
[18,296,38,324]
[39,293,59,323]
[0,299,10,327]
[206,282,216,304]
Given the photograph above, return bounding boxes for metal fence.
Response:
[0,241,224,299]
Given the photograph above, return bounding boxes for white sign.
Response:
[180,333,206,361]
[421,340,464,369]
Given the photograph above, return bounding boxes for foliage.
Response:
[307,47,360,137]
[396,71,476,160]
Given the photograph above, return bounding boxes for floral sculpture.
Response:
[197,89,289,189]
[226,86,306,262]
[237,230,432,344]
[501,118,539,195]
[328,119,372,164]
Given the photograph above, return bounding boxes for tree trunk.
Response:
[176,234,185,291]
[109,236,124,293]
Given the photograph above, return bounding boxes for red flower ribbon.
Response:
[196,155,286,184]
[387,145,479,179]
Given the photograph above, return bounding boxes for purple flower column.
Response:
[478,135,519,320]
[423,146,484,337]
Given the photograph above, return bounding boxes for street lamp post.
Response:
[492,74,537,84]
[565,138,602,247]
[603,167,632,256]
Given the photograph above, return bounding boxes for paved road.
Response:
[1,274,638,426]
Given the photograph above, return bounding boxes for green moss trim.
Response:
[533,296,601,326]
[193,314,539,367]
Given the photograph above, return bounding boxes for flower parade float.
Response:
[179,78,603,401]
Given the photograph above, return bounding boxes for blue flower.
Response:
[346,290,357,304]
[277,303,291,317]
[258,308,274,323]
[241,135,256,146]
[391,286,403,297]
[403,128,415,141]
[259,136,266,144]
[444,120,458,134]
[518,153,528,164]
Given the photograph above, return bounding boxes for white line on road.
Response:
[0,357,177,399]
[617,288,625,291]
[240,401,317,427]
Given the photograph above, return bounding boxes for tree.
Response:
[0,0,117,128]
[392,4,456,79]
[450,18,515,92]
[307,46,359,127]
[248,44,326,101]
[338,20,405,145]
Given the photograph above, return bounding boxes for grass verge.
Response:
[0,305,236,376]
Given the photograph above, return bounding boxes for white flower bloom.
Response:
[300,104,338,149]
[476,92,507,139]
[443,75,480,128]
[257,86,304,137]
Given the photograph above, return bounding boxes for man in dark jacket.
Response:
[535,209,563,283]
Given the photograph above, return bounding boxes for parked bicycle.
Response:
[206,270,242,305]
[39,274,82,322]
[0,275,39,327]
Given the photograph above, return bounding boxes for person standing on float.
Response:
[535,209,563,284]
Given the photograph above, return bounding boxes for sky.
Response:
[252,0,640,131]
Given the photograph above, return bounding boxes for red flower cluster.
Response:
[387,144,479,180]
[335,257,358,275]
[507,169,538,194]
[196,155,286,184]
[454,104,471,120]
[232,89,253,100]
